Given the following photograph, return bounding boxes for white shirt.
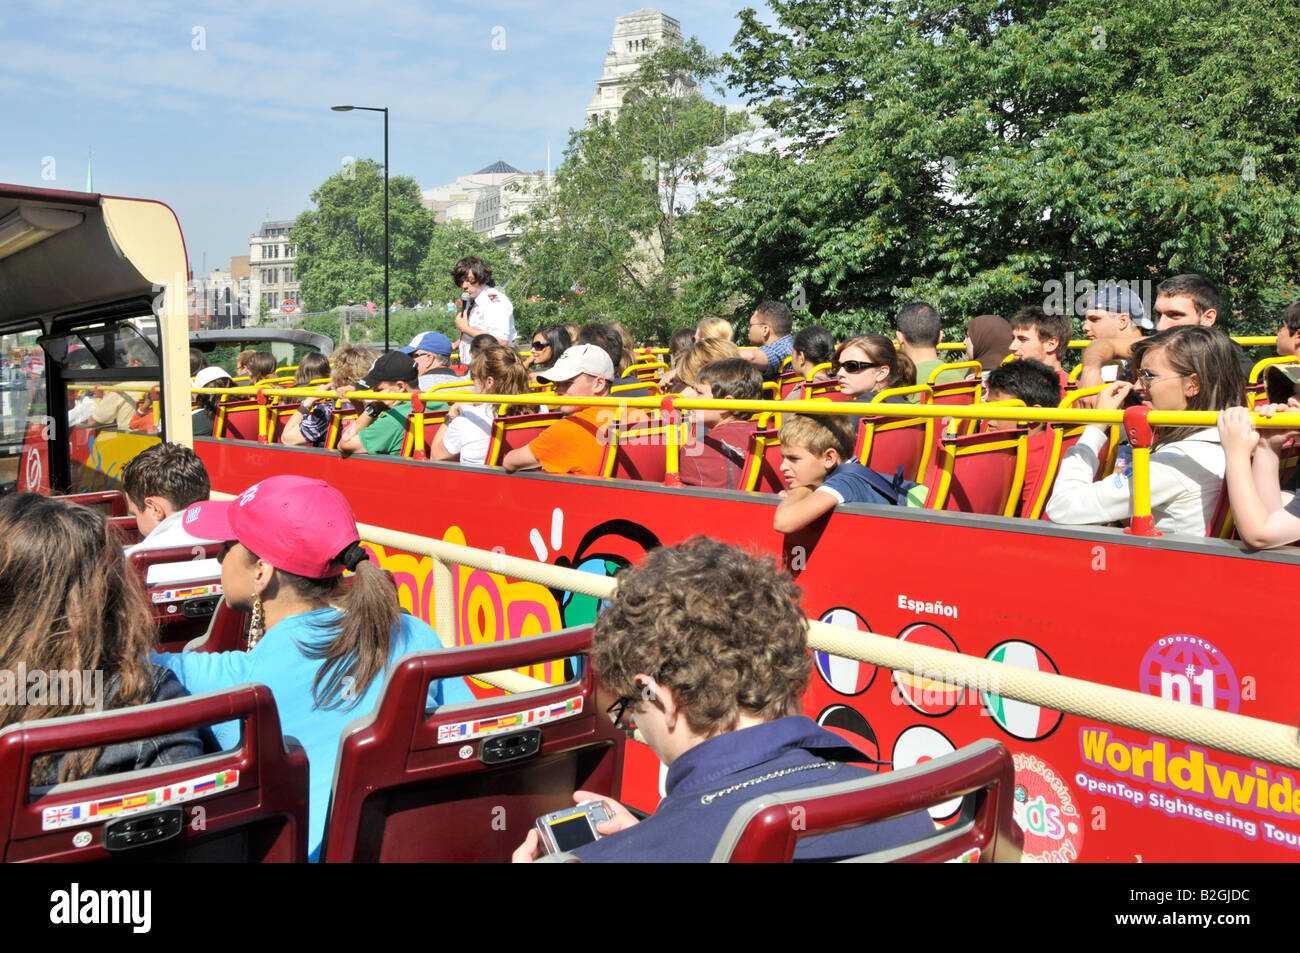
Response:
[458,286,515,363]
[1046,426,1225,537]
[440,403,495,466]
[124,509,222,584]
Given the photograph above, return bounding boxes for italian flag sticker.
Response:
[981,640,1063,741]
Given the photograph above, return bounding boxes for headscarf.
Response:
[967,314,1013,372]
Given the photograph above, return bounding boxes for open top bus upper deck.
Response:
[3,180,1300,863]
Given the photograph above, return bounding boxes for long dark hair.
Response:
[1130,326,1246,447]
[0,495,157,781]
[532,325,570,368]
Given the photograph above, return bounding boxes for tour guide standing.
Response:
[452,255,515,365]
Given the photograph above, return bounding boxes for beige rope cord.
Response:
[201,498,1300,770]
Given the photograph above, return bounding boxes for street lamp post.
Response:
[331,104,390,350]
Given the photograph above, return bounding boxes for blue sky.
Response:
[0,1,757,272]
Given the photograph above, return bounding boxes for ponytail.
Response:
[291,547,398,710]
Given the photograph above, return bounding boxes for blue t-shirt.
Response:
[154,608,473,861]
[817,460,898,506]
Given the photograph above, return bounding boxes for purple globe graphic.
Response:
[1138,635,1239,713]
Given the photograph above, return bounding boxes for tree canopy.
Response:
[680,0,1300,338]
[292,159,434,312]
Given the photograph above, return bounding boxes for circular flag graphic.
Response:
[892,725,962,820]
[813,608,877,696]
[1138,634,1239,713]
[893,623,962,717]
[981,640,1064,741]
[816,704,880,769]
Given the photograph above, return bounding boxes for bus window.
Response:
[1,329,49,495]
[43,319,163,493]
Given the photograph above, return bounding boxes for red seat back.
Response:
[714,740,1020,863]
[484,412,565,467]
[600,418,689,483]
[930,377,982,406]
[737,428,786,493]
[213,400,265,442]
[924,428,1029,516]
[855,415,936,484]
[401,410,449,459]
[1020,427,1080,520]
[0,684,308,862]
[321,626,624,862]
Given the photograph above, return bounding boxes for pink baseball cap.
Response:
[181,475,360,578]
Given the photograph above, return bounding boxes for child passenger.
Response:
[984,359,1062,517]
[772,414,923,533]
[679,359,762,490]
[154,475,474,860]
[121,443,219,579]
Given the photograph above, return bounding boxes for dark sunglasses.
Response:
[835,360,886,374]
[216,540,237,563]
[531,340,550,350]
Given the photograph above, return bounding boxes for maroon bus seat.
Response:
[127,543,225,653]
[924,428,1029,516]
[484,412,565,467]
[107,514,142,545]
[320,626,625,863]
[57,490,129,516]
[182,595,252,654]
[712,739,1021,862]
[738,428,786,494]
[0,684,308,862]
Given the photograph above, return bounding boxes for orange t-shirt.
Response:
[528,405,641,476]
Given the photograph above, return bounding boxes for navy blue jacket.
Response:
[573,716,934,862]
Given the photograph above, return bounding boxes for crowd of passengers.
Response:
[184,262,1300,547]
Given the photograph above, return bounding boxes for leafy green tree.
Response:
[689,0,1300,337]
[416,220,507,310]
[511,39,749,343]
[294,159,434,312]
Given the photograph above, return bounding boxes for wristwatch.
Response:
[365,406,381,418]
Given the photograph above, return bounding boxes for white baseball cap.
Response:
[537,343,615,383]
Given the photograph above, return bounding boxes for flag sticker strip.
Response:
[40,768,239,831]
[151,583,223,604]
[437,695,584,745]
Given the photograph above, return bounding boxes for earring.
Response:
[247,594,264,650]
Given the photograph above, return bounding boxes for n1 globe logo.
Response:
[1138,635,1239,713]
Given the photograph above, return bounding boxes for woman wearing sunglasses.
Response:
[523,325,570,379]
[834,334,916,403]
[1047,326,1246,536]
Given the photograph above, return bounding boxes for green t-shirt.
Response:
[910,358,971,401]
[359,403,413,456]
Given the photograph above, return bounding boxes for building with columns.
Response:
[248,220,300,313]
[585,8,699,125]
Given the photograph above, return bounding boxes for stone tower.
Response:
[585,8,700,125]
